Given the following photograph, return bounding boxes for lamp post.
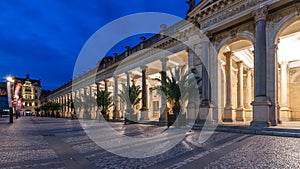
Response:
[6,76,14,123]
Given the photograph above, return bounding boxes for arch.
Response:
[272,12,300,122]
[216,31,255,53]
[271,13,300,45]
[214,34,254,123]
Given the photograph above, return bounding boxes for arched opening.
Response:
[218,38,254,123]
[276,20,300,122]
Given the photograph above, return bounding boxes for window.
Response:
[25,87,31,93]
[153,101,159,112]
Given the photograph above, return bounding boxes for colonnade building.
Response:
[47,0,300,127]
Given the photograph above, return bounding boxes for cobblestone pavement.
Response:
[0,117,300,169]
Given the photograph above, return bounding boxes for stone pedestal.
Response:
[236,108,245,121]
[244,109,252,121]
[140,108,149,121]
[199,106,213,123]
[187,101,196,125]
[251,96,271,127]
[159,106,168,122]
[223,107,235,122]
[279,107,290,122]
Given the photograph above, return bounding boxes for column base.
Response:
[251,96,271,127]
[236,107,245,121]
[198,106,214,123]
[140,108,149,121]
[250,120,270,127]
[159,106,169,122]
[279,107,290,122]
[223,107,236,122]
[113,110,120,120]
[187,104,196,125]
[244,108,252,121]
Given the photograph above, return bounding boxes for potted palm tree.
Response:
[73,94,96,120]
[96,90,113,120]
[67,99,77,120]
[118,81,141,124]
[157,66,198,127]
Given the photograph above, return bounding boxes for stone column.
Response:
[236,61,245,121]
[113,76,120,120]
[64,95,67,116]
[244,68,253,121]
[245,68,253,109]
[279,61,290,121]
[68,93,71,117]
[187,49,196,124]
[140,65,149,120]
[60,96,63,116]
[126,72,131,90]
[104,80,108,92]
[77,90,81,118]
[223,51,235,122]
[160,58,168,122]
[201,48,210,107]
[199,40,213,122]
[125,71,132,121]
[83,88,88,119]
[96,82,100,95]
[251,7,271,127]
[71,92,75,114]
[89,85,96,119]
[95,83,100,119]
[267,43,279,126]
[65,94,69,118]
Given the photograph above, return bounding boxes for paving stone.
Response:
[206,135,300,168]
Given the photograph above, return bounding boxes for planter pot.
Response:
[102,113,109,121]
[124,109,138,124]
[167,114,176,127]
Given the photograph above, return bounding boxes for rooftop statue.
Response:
[186,0,196,12]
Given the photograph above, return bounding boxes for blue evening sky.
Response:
[0,0,197,90]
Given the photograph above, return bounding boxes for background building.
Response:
[0,82,9,116]
[14,74,41,115]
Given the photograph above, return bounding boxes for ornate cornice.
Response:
[212,20,255,48]
[188,0,282,31]
[195,0,267,29]
[268,3,300,28]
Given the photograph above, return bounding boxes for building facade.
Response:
[0,82,9,115]
[15,74,41,114]
[48,0,300,127]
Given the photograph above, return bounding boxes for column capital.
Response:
[252,7,268,23]
[280,61,288,65]
[125,71,132,75]
[245,67,253,72]
[140,65,148,70]
[113,75,119,80]
[223,51,234,58]
[160,57,169,63]
[237,61,244,67]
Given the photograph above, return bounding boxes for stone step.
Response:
[192,123,300,138]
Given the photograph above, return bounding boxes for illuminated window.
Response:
[25,87,31,93]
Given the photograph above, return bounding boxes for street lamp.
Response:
[6,76,14,123]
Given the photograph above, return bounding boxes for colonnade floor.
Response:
[221,121,300,129]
